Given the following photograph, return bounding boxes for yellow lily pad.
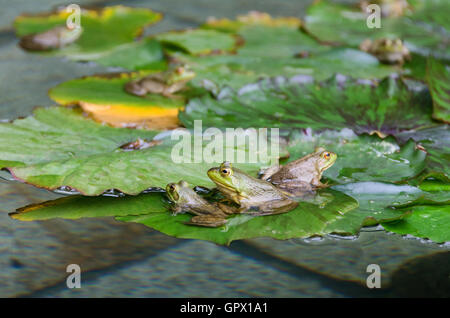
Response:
[49,72,185,130]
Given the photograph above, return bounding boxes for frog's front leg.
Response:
[259,165,282,181]
[185,215,227,228]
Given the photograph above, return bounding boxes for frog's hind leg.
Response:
[185,215,228,228]
[243,199,298,216]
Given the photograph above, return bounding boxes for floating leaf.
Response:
[156,29,238,55]
[0,107,282,195]
[10,192,164,221]
[304,0,450,60]
[382,181,450,243]
[49,73,184,129]
[180,74,434,135]
[427,58,450,123]
[396,125,450,181]
[14,6,162,63]
[10,188,359,245]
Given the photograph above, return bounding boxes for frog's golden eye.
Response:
[221,168,231,176]
[322,152,331,159]
[169,184,176,191]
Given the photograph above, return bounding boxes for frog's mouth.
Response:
[207,168,238,194]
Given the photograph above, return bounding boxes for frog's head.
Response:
[165,180,190,203]
[166,65,196,85]
[207,162,244,195]
[376,38,406,53]
[315,150,337,173]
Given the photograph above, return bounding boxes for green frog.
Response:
[207,162,298,214]
[359,38,411,65]
[260,147,337,195]
[19,25,83,51]
[165,180,236,227]
[125,65,195,97]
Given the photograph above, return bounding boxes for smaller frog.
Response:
[207,162,298,215]
[19,25,83,51]
[125,65,195,97]
[260,147,337,196]
[165,180,236,227]
[359,38,411,65]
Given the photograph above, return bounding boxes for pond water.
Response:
[0,0,449,298]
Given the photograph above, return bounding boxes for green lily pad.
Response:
[396,125,449,181]
[427,58,450,123]
[304,0,450,60]
[93,38,166,71]
[10,192,164,221]
[382,181,450,243]
[0,107,281,195]
[180,74,434,135]
[14,6,162,64]
[10,188,359,245]
[326,182,421,235]
[155,29,238,55]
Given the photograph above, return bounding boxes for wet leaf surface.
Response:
[180,75,434,135]
[396,125,450,181]
[382,181,450,243]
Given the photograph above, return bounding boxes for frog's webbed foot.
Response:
[185,215,228,228]
[314,181,330,189]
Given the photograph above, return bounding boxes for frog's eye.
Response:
[322,152,331,159]
[169,184,176,191]
[221,168,231,176]
[176,67,184,74]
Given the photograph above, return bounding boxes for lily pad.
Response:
[0,107,281,195]
[396,125,450,181]
[10,188,359,245]
[48,72,185,129]
[382,181,450,243]
[180,74,434,135]
[304,0,450,60]
[14,6,163,63]
[427,58,450,123]
[155,29,238,55]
